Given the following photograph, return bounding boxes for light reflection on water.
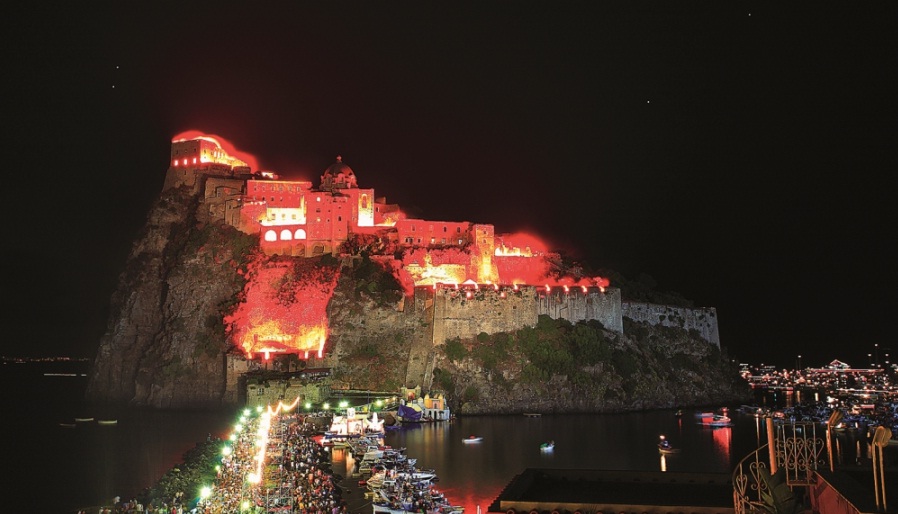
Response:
[365,410,764,513]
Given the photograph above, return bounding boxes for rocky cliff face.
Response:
[86,188,255,408]
[87,190,749,411]
[432,318,750,414]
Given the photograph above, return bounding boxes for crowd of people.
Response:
[76,411,355,514]
[194,412,348,514]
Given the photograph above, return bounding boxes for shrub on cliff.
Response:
[350,253,403,305]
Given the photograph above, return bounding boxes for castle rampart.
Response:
[621,301,720,347]
[537,287,623,332]
[429,286,539,344]
[426,285,625,345]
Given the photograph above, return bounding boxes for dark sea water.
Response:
[332,408,766,514]
[8,360,849,514]
[4,361,236,514]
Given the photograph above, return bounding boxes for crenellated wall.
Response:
[537,287,623,333]
[430,286,539,345]
[621,301,720,347]
[427,285,625,345]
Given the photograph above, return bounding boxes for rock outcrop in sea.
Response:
[87,186,750,411]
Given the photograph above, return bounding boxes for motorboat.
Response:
[708,415,733,427]
[462,435,483,443]
[540,441,555,451]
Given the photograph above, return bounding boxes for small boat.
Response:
[59,423,76,428]
[97,419,118,426]
[708,415,733,427]
[540,441,555,451]
[523,412,541,418]
[463,435,483,443]
[658,435,680,453]
[74,417,94,423]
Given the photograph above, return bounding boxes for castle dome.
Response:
[320,155,358,191]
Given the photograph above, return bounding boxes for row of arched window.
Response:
[264,229,308,242]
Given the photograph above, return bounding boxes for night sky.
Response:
[4,3,896,369]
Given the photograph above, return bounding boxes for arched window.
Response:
[294,229,307,240]
[280,229,293,241]
[264,230,277,242]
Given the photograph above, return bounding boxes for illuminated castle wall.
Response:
[164,134,720,353]
[164,137,253,193]
[167,135,543,285]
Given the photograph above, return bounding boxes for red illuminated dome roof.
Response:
[320,155,358,191]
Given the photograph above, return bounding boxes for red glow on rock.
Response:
[224,255,339,359]
[494,232,549,256]
[172,130,259,171]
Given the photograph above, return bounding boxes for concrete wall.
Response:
[537,287,623,333]
[621,301,720,347]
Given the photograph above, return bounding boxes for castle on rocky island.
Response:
[163,133,720,355]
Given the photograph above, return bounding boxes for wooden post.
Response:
[873,426,891,511]
[767,416,777,474]
[827,410,843,472]
[873,440,881,510]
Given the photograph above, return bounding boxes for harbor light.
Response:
[242,500,251,511]
[376,399,383,407]
[235,423,243,433]
[230,433,237,442]
[222,446,232,456]
[323,402,330,410]
[243,408,250,416]
[339,400,348,409]
[200,486,211,500]
[256,405,263,413]
[304,402,311,410]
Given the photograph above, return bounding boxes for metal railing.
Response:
[733,442,772,514]
[776,422,826,486]
[733,420,827,514]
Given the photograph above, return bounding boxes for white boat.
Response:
[462,436,483,443]
[540,441,555,451]
[74,417,94,423]
[708,415,733,427]
[97,419,118,426]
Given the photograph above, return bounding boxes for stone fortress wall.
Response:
[537,288,624,333]
[621,301,720,347]
[430,286,539,344]
[427,285,717,347]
